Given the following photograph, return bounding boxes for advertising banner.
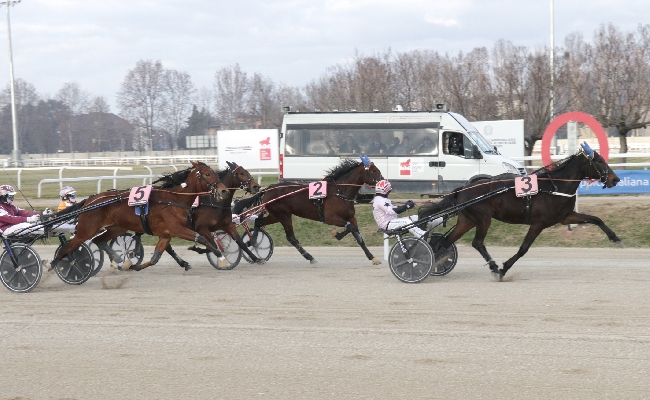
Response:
[578,170,650,194]
[217,129,279,170]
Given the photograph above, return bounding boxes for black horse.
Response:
[418,143,621,280]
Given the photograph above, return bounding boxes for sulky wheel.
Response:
[85,240,105,277]
[54,241,93,285]
[207,231,242,270]
[0,243,42,293]
[110,233,145,267]
[242,229,274,264]
[388,237,434,283]
[427,233,458,276]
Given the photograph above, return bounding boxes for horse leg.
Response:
[469,217,499,273]
[498,224,545,280]
[129,238,170,271]
[96,241,123,269]
[331,227,351,241]
[346,218,379,265]
[165,244,192,271]
[277,215,316,264]
[224,223,263,264]
[561,212,623,247]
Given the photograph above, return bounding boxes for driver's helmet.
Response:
[375,180,392,195]
[0,184,16,197]
[59,186,76,200]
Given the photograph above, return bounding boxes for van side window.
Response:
[443,132,465,157]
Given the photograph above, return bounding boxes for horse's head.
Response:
[580,142,620,189]
[226,161,261,194]
[363,162,384,185]
[191,161,229,199]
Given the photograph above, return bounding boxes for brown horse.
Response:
[233,158,384,264]
[53,161,229,271]
[160,161,264,270]
[418,143,621,280]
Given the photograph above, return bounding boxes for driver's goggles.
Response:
[68,193,76,197]
[6,194,14,199]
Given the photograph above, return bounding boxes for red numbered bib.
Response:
[308,181,327,199]
[128,185,153,206]
[515,175,538,197]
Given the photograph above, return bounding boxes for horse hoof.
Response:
[256,260,266,265]
[310,259,318,264]
[491,271,503,281]
[121,260,132,271]
[615,241,624,248]
[330,229,338,237]
[183,263,192,271]
[372,258,382,265]
[218,258,229,268]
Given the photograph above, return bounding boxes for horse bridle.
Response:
[194,165,222,197]
[581,150,609,184]
[364,162,381,184]
[231,165,256,193]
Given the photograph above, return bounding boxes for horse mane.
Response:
[153,162,209,188]
[532,154,577,175]
[324,159,362,181]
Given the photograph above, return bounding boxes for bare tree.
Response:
[584,24,650,154]
[213,64,250,128]
[117,59,167,152]
[249,72,277,128]
[0,79,40,151]
[55,82,91,153]
[162,69,195,150]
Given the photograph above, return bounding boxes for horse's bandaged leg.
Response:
[288,236,315,263]
[349,224,378,264]
[97,241,123,267]
[149,249,163,265]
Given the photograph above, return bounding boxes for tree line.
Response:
[0,22,648,156]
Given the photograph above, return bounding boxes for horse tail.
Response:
[54,199,87,217]
[417,191,459,221]
[233,192,264,215]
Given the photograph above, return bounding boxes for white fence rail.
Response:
[2,166,134,190]
[7,155,219,168]
[511,152,650,170]
[37,174,158,198]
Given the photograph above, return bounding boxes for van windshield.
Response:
[284,123,440,156]
[450,113,496,154]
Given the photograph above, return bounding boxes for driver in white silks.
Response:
[0,184,76,237]
[372,180,443,237]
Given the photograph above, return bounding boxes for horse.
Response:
[159,161,264,270]
[53,161,230,272]
[418,142,622,280]
[233,157,384,265]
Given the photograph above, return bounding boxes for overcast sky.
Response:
[1,0,649,112]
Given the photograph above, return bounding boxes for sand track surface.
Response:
[1,245,649,399]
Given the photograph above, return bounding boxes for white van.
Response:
[279,108,526,195]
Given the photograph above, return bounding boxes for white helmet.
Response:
[59,186,76,200]
[375,180,392,195]
[0,184,16,197]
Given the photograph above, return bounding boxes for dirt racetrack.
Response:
[1,244,649,399]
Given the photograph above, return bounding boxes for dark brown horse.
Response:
[53,161,229,271]
[233,158,384,264]
[161,161,264,269]
[418,143,621,280]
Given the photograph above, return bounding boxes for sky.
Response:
[1,0,649,112]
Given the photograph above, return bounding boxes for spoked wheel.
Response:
[54,242,94,285]
[388,237,434,283]
[110,233,145,267]
[0,244,42,293]
[242,229,274,264]
[428,233,458,276]
[207,231,242,270]
[86,240,105,277]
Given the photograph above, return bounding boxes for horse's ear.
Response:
[226,161,235,169]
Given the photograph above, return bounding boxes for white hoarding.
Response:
[217,129,279,170]
[471,120,524,158]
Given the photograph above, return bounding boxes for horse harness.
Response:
[311,180,357,223]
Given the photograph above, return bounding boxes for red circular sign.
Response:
[541,112,609,165]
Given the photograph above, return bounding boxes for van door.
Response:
[438,130,482,190]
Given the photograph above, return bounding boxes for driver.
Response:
[58,186,77,212]
[0,184,50,237]
[372,180,442,237]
